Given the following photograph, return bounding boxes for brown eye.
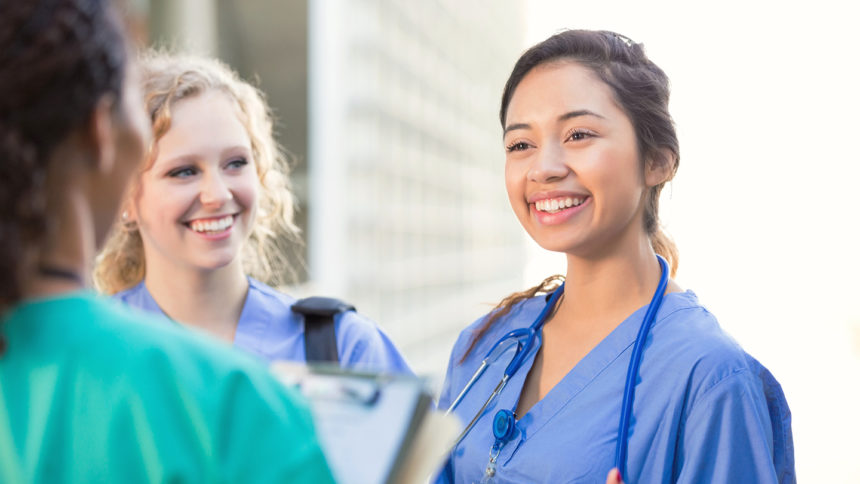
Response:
[567,129,593,142]
[506,142,531,152]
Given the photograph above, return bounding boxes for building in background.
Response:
[133,0,527,377]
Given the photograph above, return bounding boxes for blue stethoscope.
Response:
[445,255,669,482]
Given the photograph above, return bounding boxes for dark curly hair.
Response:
[0,0,128,335]
[463,30,681,359]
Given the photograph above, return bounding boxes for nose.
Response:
[199,171,233,207]
[528,144,569,184]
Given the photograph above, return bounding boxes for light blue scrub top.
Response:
[114,278,412,374]
[437,291,794,484]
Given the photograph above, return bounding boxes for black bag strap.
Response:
[291,296,356,364]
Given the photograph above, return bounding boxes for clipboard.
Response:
[271,362,460,484]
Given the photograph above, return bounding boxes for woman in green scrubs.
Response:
[0,2,335,483]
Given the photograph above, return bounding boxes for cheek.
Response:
[136,181,190,225]
[235,174,261,214]
[591,148,645,212]
[504,161,526,205]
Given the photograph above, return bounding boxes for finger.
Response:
[605,468,623,484]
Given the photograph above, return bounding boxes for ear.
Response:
[83,94,118,175]
[644,148,676,188]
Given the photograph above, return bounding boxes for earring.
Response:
[121,210,138,232]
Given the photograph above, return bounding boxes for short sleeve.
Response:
[675,369,783,483]
[335,311,413,374]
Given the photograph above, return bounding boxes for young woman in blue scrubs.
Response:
[94,53,410,373]
[437,30,794,483]
[0,2,333,481]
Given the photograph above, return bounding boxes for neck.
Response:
[24,188,93,299]
[143,257,249,342]
[559,235,664,327]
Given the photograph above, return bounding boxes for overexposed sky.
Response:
[522,0,860,479]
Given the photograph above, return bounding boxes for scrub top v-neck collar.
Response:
[135,279,253,345]
[488,293,682,465]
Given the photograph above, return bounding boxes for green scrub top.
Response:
[0,291,336,484]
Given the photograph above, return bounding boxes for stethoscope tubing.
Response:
[446,255,669,482]
[614,254,669,480]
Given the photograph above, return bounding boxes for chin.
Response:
[535,241,579,255]
[193,252,241,272]
[526,227,581,254]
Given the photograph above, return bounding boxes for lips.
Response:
[528,193,591,225]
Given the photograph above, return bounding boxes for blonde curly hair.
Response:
[94,51,301,294]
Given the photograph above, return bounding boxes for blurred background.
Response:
[122,0,858,480]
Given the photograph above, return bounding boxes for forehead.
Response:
[169,90,246,135]
[505,60,623,125]
[156,90,250,155]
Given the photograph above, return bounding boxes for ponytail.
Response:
[650,227,678,278]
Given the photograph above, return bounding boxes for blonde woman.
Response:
[95,52,410,373]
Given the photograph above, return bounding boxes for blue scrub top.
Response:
[114,278,412,374]
[437,290,794,484]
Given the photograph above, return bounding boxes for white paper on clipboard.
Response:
[271,362,458,484]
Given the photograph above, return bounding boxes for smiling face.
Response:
[131,89,258,274]
[504,61,653,258]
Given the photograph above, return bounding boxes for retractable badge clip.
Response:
[479,409,517,484]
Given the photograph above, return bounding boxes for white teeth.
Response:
[189,215,233,233]
[535,197,586,213]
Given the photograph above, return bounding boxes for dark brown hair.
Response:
[0,0,128,315]
[464,30,681,359]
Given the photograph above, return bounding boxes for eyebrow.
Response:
[160,145,251,166]
[503,109,605,135]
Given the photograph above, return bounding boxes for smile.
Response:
[186,214,234,234]
[534,196,587,214]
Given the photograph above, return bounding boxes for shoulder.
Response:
[8,293,334,482]
[247,277,297,310]
[333,306,413,374]
[646,291,781,411]
[333,308,379,336]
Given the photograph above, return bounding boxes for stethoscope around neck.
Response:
[445,255,670,481]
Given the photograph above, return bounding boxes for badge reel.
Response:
[477,409,517,484]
